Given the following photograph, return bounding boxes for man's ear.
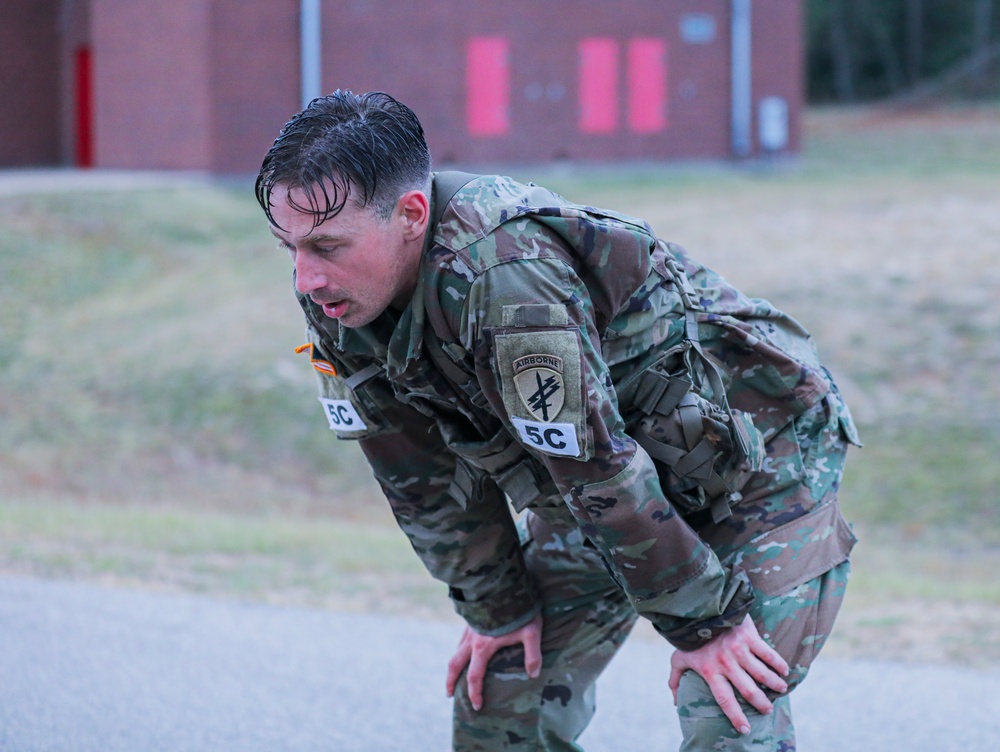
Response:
[398,190,430,240]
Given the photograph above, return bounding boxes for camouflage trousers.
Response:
[452,395,855,751]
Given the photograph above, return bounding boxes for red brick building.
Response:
[1,0,803,172]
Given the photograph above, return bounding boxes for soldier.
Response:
[255,90,860,751]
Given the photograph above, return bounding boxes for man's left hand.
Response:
[667,614,789,735]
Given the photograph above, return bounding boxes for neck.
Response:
[389,229,427,311]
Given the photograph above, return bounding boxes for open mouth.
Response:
[320,300,348,319]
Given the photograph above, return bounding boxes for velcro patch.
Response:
[494,325,589,460]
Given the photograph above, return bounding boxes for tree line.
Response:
[808,0,999,101]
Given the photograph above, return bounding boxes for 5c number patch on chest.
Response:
[318,397,368,433]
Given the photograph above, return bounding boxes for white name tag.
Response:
[318,398,368,432]
[511,418,581,457]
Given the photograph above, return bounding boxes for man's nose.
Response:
[294,253,327,295]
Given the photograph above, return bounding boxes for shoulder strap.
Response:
[431,170,480,227]
[422,170,481,353]
[420,171,482,389]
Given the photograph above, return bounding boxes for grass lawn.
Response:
[2,103,999,665]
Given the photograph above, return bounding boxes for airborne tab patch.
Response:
[513,354,564,422]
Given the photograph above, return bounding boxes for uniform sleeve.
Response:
[307,342,540,637]
[464,248,754,651]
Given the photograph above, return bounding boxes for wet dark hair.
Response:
[255,90,431,229]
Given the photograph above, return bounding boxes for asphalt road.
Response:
[1,575,998,751]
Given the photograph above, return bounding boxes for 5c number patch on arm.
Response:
[510,417,581,456]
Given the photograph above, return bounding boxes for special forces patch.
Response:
[494,318,589,459]
[512,354,564,422]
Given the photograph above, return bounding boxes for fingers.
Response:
[445,633,473,697]
[707,675,753,736]
[750,636,789,679]
[669,616,792,735]
[667,664,682,705]
[465,644,492,711]
[672,649,766,733]
[714,643,784,718]
[522,637,542,680]
[521,614,543,680]
[741,650,789,696]
[447,616,546,712]
[736,615,788,678]
[724,661,775,718]
[450,632,515,711]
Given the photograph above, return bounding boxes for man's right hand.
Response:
[445,613,544,711]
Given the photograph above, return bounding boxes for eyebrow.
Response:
[269,228,345,246]
[302,234,345,245]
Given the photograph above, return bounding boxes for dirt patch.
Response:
[827,600,1000,667]
[805,103,1000,133]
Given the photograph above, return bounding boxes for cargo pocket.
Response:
[628,361,766,524]
[727,498,857,598]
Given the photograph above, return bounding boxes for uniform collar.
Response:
[384,271,426,379]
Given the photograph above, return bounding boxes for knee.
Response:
[676,672,795,751]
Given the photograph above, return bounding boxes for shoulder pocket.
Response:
[490,304,591,460]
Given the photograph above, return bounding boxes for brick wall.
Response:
[321,0,745,164]
[0,0,61,166]
[90,0,213,169]
[1,0,803,171]
[753,0,804,154]
[208,0,300,173]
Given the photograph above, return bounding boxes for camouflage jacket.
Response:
[297,174,858,650]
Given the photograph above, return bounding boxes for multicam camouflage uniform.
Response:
[296,174,860,751]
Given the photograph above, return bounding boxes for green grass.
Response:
[0,498,445,613]
[801,103,1000,178]
[842,422,1000,538]
[1,185,373,504]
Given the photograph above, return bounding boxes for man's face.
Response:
[268,182,421,328]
